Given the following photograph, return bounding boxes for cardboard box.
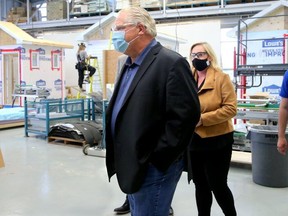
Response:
[0,149,5,168]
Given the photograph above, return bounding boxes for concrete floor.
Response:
[1,127,288,216]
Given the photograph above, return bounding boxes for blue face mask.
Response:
[112,31,129,53]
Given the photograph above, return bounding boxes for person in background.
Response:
[189,42,237,216]
[76,43,96,91]
[105,6,200,216]
[277,70,288,155]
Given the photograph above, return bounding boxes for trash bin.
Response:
[250,125,288,188]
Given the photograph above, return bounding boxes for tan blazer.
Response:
[193,67,237,138]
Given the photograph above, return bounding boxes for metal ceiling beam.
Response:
[17,1,274,31]
[150,2,272,19]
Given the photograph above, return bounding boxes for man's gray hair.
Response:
[119,7,157,37]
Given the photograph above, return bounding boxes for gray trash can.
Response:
[250,125,288,188]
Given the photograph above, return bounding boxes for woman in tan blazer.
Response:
[189,42,237,216]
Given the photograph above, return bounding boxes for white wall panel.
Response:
[157,20,221,63]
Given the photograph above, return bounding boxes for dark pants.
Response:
[78,65,96,88]
[190,144,237,216]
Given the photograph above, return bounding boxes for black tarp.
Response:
[48,120,102,146]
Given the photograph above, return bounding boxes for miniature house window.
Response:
[30,50,40,69]
[51,50,61,70]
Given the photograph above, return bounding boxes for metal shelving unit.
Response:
[232,13,286,151]
[24,99,85,137]
[236,64,288,76]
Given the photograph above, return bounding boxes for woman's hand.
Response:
[196,118,202,127]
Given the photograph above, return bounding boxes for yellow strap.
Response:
[88,57,102,91]
[108,31,113,50]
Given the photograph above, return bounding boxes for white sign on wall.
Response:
[239,31,288,98]
[245,30,288,65]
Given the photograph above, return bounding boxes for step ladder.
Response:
[77,56,101,99]
[89,56,102,91]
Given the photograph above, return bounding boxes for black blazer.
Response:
[105,43,200,194]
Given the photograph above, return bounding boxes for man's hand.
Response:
[277,137,288,155]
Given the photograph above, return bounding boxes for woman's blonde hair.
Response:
[190,42,220,70]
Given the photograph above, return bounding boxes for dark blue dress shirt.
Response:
[111,39,157,137]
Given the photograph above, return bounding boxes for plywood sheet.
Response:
[0,149,4,168]
[87,25,112,40]
[247,7,287,32]
[102,49,122,99]
[0,120,24,129]
[0,29,16,45]
[0,21,73,48]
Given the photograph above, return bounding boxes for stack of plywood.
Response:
[87,0,108,13]
[193,0,219,6]
[6,6,27,24]
[116,0,140,11]
[131,0,140,6]
[140,0,161,9]
[71,0,88,14]
[72,4,88,14]
[74,0,88,3]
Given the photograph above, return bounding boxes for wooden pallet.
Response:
[48,136,86,146]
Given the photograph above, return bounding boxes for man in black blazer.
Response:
[106,6,200,216]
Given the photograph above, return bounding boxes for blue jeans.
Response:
[128,158,184,216]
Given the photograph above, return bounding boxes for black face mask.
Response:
[192,58,209,71]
